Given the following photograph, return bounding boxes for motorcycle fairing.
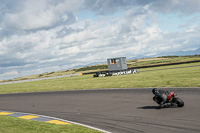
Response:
[168,92,174,100]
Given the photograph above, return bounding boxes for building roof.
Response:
[107,57,126,60]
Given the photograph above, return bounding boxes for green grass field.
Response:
[127,55,200,67]
[0,115,101,133]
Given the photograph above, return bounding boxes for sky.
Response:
[0,0,200,80]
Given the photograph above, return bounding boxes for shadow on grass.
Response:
[137,106,160,109]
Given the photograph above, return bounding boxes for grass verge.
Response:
[0,115,101,133]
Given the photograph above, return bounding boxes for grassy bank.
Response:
[1,55,199,83]
[0,115,101,133]
[0,62,199,94]
[127,55,200,68]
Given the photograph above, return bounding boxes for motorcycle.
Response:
[153,89,184,108]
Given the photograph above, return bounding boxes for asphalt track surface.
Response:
[0,88,200,133]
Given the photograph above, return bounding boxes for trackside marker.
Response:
[19,115,39,120]
[0,112,14,115]
[46,120,71,125]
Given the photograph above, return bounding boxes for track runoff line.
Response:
[0,110,111,133]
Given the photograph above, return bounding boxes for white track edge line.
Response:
[1,110,111,133]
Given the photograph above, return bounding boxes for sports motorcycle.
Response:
[153,90,184,108]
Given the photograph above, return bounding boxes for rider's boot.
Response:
[160,103,171,108]
[165,103,171,107]
[171,103,178,108]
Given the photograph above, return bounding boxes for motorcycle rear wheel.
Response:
[173,97,184,107]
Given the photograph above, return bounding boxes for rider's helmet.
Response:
[152,88,158,94]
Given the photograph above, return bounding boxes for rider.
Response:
[152,88,172,108]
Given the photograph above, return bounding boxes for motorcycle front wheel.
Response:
[173,97,184,107]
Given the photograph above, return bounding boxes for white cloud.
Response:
[1,0,83,30]
[135,0,200,14]
[0,70,19,80]
[0,0,200,80]
[5,70,18,76]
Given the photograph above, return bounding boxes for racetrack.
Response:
[0,88,200,133]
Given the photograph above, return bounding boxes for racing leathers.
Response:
[153,89,172,108]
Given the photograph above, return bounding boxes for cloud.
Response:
[81,0,135,15]
[1,0,199,32]
[4,70,18,76]
[0,0,82,31]
[135,0,200,14]
[0,0,200,80]
[0,70,19,80]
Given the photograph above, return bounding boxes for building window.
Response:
[110,59,119,64]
